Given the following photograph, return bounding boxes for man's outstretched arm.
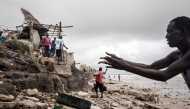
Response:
[98,50,187,81]
[122,51,190,81]
[105,50,180,70]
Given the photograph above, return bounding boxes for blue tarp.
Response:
[0,36,6,41]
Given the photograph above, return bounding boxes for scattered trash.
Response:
[54,105,63,109]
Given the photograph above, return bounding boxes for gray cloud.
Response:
[0,0,189,74]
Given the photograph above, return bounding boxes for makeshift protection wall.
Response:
[33,29,40,50]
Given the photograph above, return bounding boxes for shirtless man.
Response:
[99,16,190,89]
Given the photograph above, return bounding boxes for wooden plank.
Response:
[49,35,66,36]
[47,24,52,31]
[41,24,73,28]
[16,25,23,28]
[48,30,63,32]
[52,24,57,36]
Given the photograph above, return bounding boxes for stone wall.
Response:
[63,51,74,65]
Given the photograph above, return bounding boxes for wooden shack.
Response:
[15,8,73,50]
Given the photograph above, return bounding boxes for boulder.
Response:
[36,102,48,109]
[119,100,132,106]
[144,103,161,109]
[17,99,37,108]
[127,89,159,103]
[44,58,55,72]
[27,88,38,96]
[4,72,65,93]
[107,88,120,94]
[2,102,16,108]
[0,81,3,84]
[0,94,14,101]
[111,102,119,107]
[132,100,144,107]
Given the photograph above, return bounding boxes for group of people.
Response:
[94,16,190,98]
[108,74,121,81]
[43,34,68,64]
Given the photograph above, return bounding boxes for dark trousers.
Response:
[95,81,103,93]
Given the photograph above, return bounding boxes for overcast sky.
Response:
[1,0,190,74]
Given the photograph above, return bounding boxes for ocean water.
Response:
[105,74,189,92]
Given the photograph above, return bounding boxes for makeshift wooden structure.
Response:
[1,8,73,50]
[19,8,73,50]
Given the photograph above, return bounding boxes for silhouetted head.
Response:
[46,34,49,37]
[99,67,102,71]
[54,37,56,40]
[166,16,190,47]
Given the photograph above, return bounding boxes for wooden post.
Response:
[59,22,61,37]
[52,24,57,36]
[29,21,33,43]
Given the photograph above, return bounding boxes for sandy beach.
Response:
[94,74,190,109]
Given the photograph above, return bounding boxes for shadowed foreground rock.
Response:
[59,66,89,92]
[3,72,65,93]
[0,83,17,97]
[1,66,89,94]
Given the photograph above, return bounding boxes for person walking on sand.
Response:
[93,67,107,98]
[99,16,190,90]
[118,74,121,82]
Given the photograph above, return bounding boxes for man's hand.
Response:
[105,52,123,60]
[98,52,130,70]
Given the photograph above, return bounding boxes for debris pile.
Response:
[0,40,93,108]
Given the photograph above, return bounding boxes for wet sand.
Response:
[105,74,190,109]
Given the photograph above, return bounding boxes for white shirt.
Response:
[55,39,64,49]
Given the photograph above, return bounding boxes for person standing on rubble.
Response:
[93,67,107,98]
[0,28,6,41]
[43,34,51,57]
[60,36,68,62]
[51,37,56,57]
[55,36,68,64]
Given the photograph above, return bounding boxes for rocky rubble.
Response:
[0,40,92,109]
[0,38,168,109]
[81,81,161,109]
